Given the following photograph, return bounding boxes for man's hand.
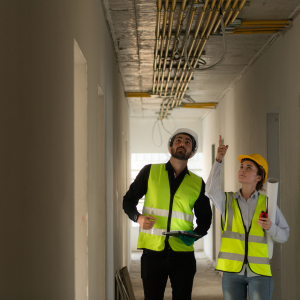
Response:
[216,135,228,163]
[137,215,157,230]
[257,218,272,230]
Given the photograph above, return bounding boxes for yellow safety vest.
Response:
[137,163,202,252]
[216,192,272,277]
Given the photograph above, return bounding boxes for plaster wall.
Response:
[0,1,130,299]
[130,117,203,153]
[202,15,300,299]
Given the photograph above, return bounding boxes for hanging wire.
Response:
[161,119,173,134]
[184,0,227,72]
[152,120,163,147]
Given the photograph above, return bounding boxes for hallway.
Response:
[130,251,223,300]
[1,0,300,299]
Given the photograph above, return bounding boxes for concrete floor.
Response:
[129,251,223,300]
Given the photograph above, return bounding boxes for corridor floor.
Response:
[129,251,223,300]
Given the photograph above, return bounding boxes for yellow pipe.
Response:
[240,24,287,28]
[200,0,217,39]
[181,103,217,108]
[213,0,232,33]
[170,0,200,104]
[169,0,207,101]
[125,92,151,98]
[160,0,177,93]
[235,27,284,31]
[232,30,279,34]
[156,0,169,94]
[230,0,247,24]
[163,98,173,118]
[164,0,187,96]
[242,20,289,26]
[177,0,222,104]
[173,0,213,108]
[152,0,162,93]
[224,0,238,26]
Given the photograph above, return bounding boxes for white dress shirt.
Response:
[205,160,290,277]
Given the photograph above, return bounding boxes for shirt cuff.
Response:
[266,222,276,236]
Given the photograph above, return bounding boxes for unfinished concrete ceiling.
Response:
[103,0,300,118]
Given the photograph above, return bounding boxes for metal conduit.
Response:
[178,0,224,104]
[163,0,187,97]
[213,0,232,33]
[156,0,169,94]
[230,0,247,23]
[224,0,239,26]
[170,0,199,107]
[160,0,177,93]
[173,0,209,105]
[159,0,187,119]
[175,0,218,105]
[152,0,163,94]
[175,0,216,106]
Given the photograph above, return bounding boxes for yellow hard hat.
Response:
[238,154,268,184]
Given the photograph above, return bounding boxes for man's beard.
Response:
[171,146,192,161]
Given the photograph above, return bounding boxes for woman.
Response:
[205,135,289,300]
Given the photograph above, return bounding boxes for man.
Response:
[123,128,212,300]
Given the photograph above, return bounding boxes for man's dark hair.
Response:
[169,133,196,153]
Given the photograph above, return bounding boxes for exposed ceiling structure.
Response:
[103,0,300,119]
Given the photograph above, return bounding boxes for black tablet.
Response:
[162,231,202,238]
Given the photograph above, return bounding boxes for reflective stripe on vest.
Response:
[137,163,202,252]
[216,192,272,277]
[143,207,194,223]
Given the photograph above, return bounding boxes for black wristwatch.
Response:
[134,213,141,222]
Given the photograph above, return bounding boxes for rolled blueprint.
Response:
[266,178,279,259]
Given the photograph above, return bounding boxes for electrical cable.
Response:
[152,120,163,147]
[184,0,227,72]
[161,119,173,134]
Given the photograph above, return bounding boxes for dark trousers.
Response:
[141,247,196,300]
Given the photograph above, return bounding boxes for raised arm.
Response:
[205,135,228,218]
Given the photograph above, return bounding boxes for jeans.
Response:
[222,271,274,300]
[141,247,196,300]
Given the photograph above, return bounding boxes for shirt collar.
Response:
[234,189,259,200]
[165,160,190,176]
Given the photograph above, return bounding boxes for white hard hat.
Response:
[168,128,199,157]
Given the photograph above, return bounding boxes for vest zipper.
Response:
[236,201,250,265]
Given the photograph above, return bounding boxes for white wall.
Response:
[202,15,300,299]
[0,1,130,300]
[130,117,202,153]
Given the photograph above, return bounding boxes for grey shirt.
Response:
[205,160,290,277]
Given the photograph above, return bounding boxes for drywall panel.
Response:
[0,1,130,299]
[130,117,203,154]
[202,14,300,298]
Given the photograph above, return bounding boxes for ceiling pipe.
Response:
[213,0,232,33]
[232,29,280,34]
[224,0,239,26]
[178,0,224,105]
[163,0,187,97]
[160,0,177,93]
[172,0,210,106]
[230,0,247,23]
[176,0,219,106]
[156,0,170,94]
[242,20,290,26]
[170,0,199,107]
[152,0,163,94]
